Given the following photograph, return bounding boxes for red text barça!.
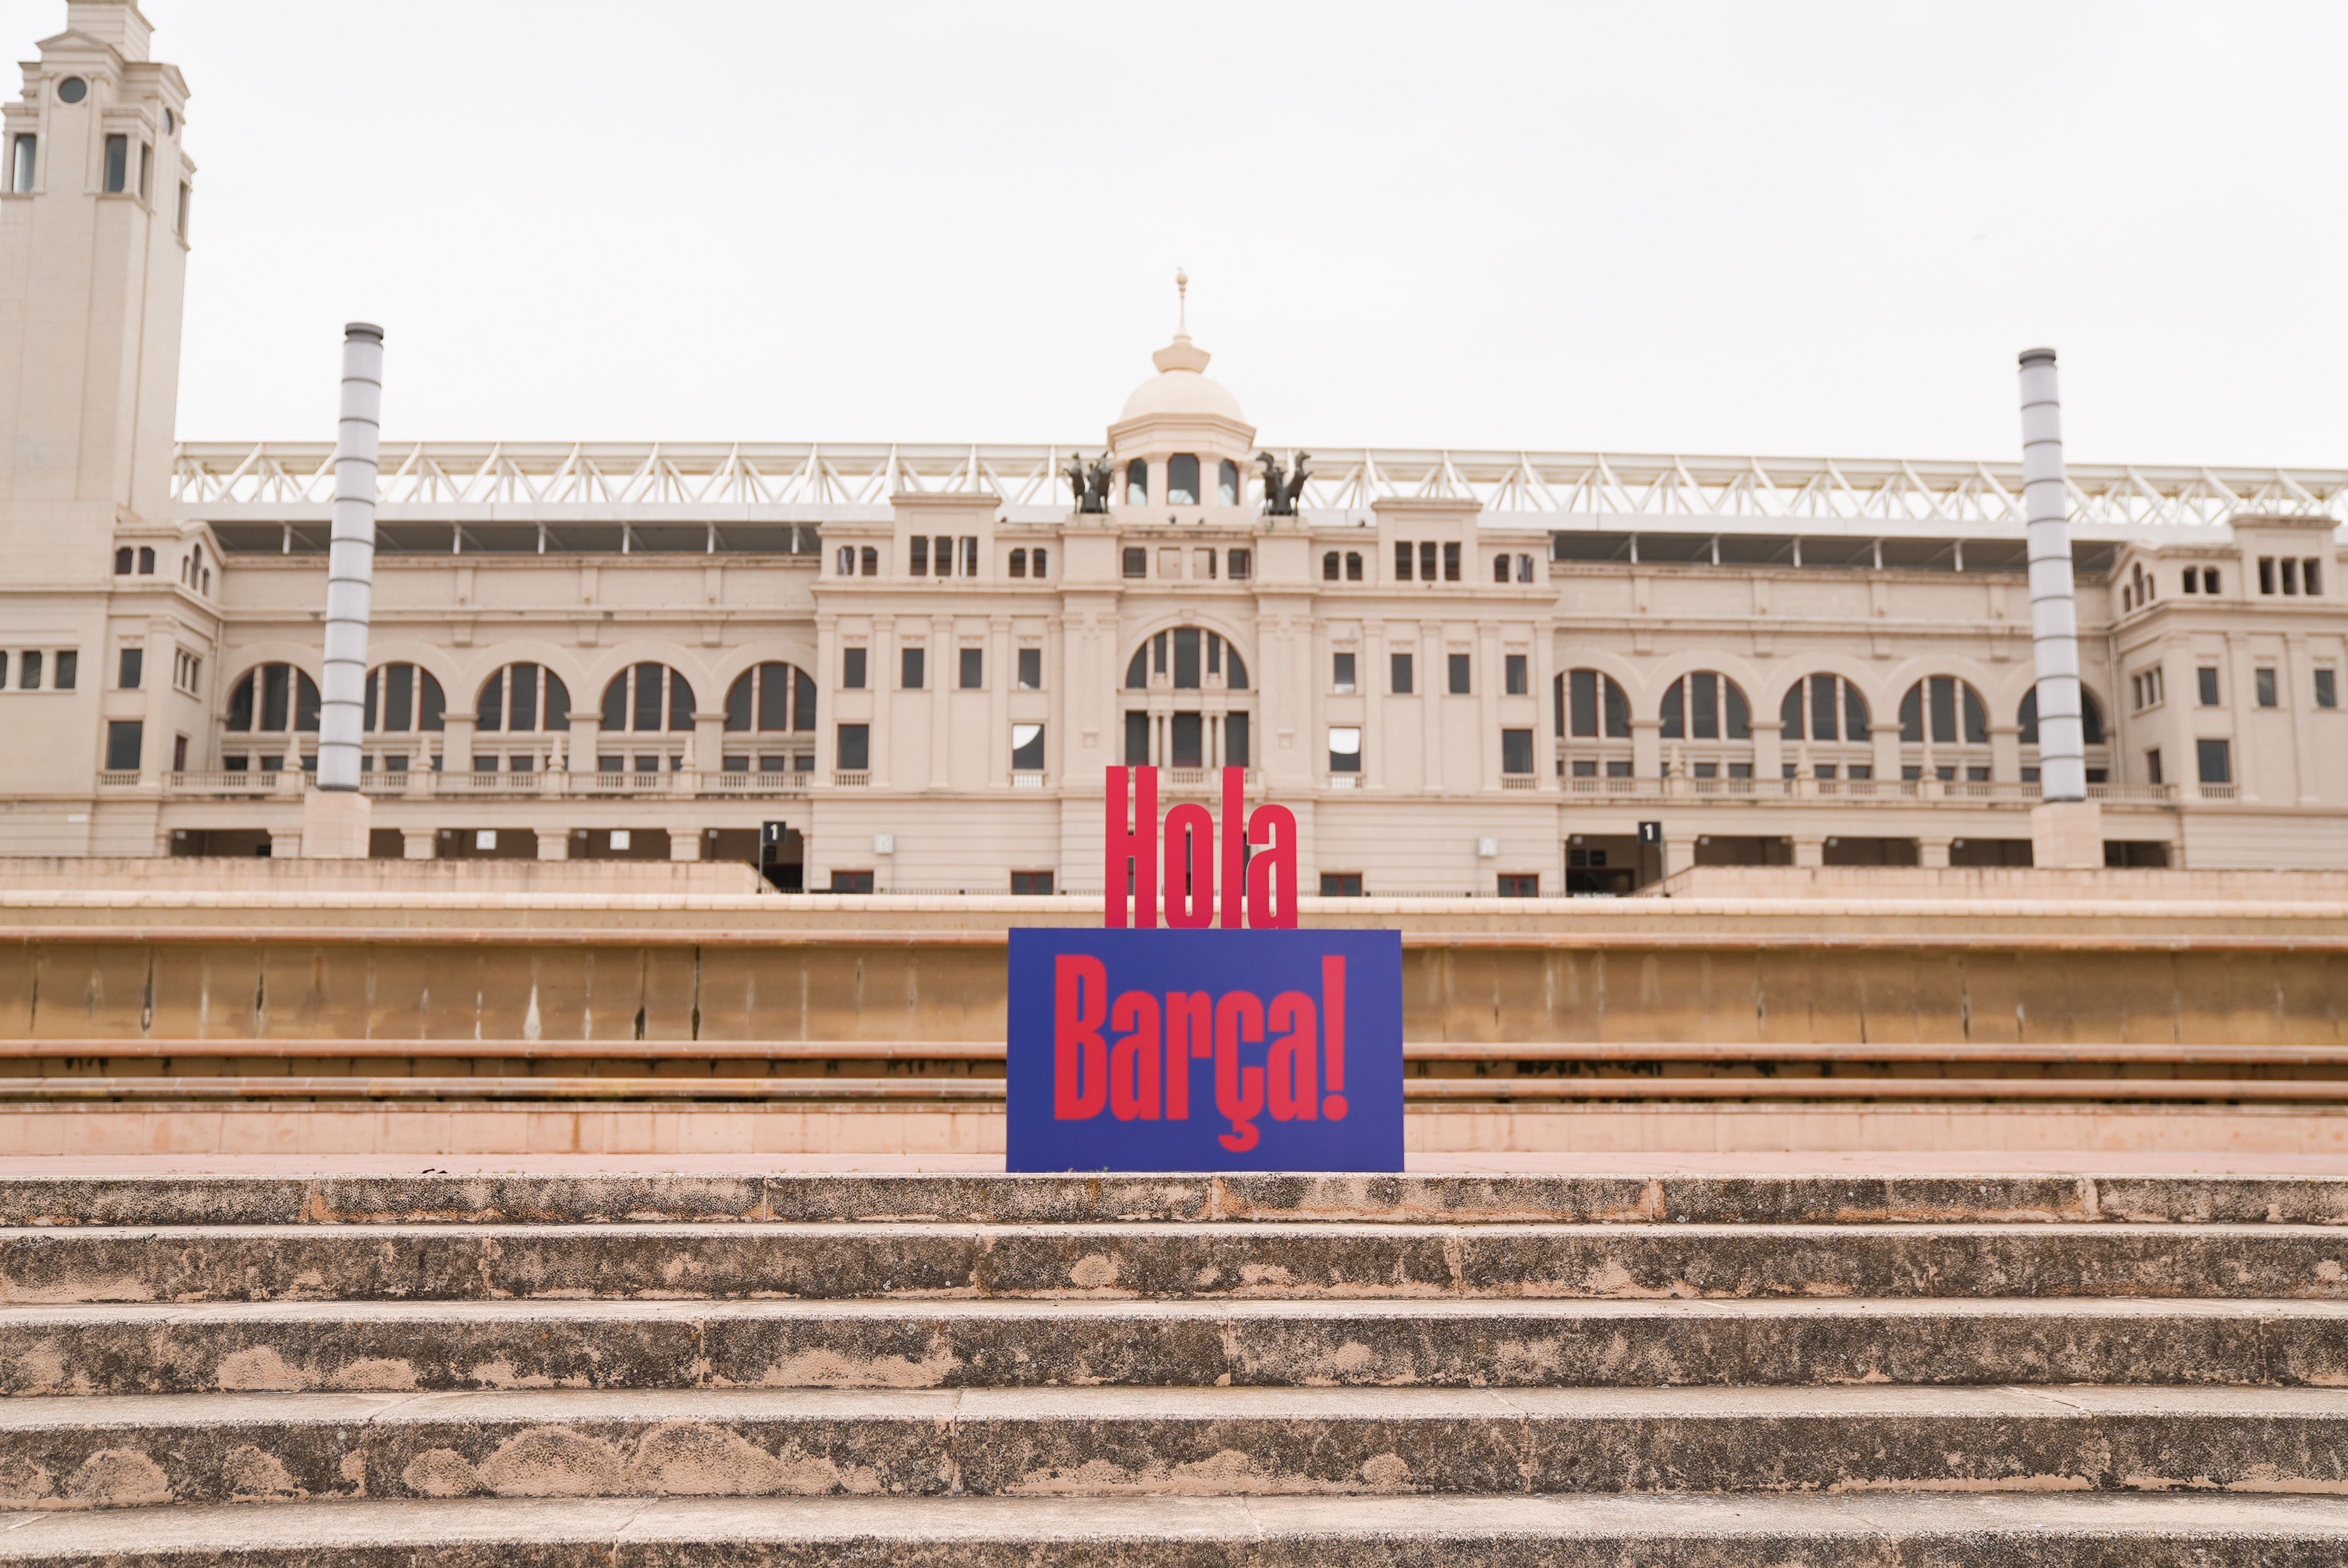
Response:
[1051,951,1350,1152]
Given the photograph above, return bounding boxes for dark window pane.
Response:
[1505,654,1528,696]
[901,647,924,689]
[1724,679,1749,740]
[1443,541,1460,581]
[1692,672,1718,740]
[632,663,662,730]
[794,667,815,730]
[386,663,414,732]
[1448,653,1470,694]
[1124,711,1150,766]
[668,669,694,731]
[476,669,505,731]
[105,720,142,772]
[512,664,539,731]
[759,663,791,728]
[1168,453,1199,505]
[119,647,142,690]
[1845,683,1869,743]
[1392,653,1413,695]
[261,664,290,731]
[1420,541,1438,580]
[1604,677,1629,738]
[910,537,928,574]
[836,724,869,771]
[1017,648,1041,689]
[601,674,627,730]
[1899,684,1923,743]
[1571,670,1595,737]
[1226,711,1250,768]
[1780,680,1804,741]
[1501,729,1533,774]
[1929,677,1956,744]
[725,671,754,730]
[843,648,867,690]
[1660,679,1685,740]
[227,673,254,731]
[1173,628,1201,689]
[2196,738,2231,784]
[1125,649,1147,689]
[1171,713,1203,768]
[1394,541,1412,580]
[959,648,983,690]
[1011,724,1046,770]
[1226,653,1247,689]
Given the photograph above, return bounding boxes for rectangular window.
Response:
[1031,548,1047,577]
[1501,728,1534,775]
[1011,871,1054,896]
[1505,653,1528,696]
[2256,668,2278,708]
[1328,725,1362,773]
[1320,873,1364,898]
[1017,647,1042,689]
[53,650,75,690]
[959,647,983,689]
[103,134,127,194]
[836,723,870,771]
[1391,652,1413,694]
[173,735,190,771]
[2319,669,2339,709]
[1124,710,1150,766]
[1227,549,1250,580]
[2307,558,2325,595]
[1394,541,1413,581]
[2197,667,2221,706]
[2283,558,2300,595]
[2145,747,2163,785]
[909,536,929,574]
[901,647,925,689]
[830,870,874,894]
[137,140,151,200]
[1008,549,1026,579]
[935,535,955,577]
[1448,653,1471,694]
[1122,547,1147,579]
[117,648,142,689]
[1332,652,1356,694]
[961,537,979,576]
[1605,760,1633,778]
[20,651,42,691]
[2260,556,2276,595]
[841,647,867,689]
[1011,722,1045,771]
[1419,541,1438,581]
[2196,737,2232,785]
[176,180,191,240]
[104,720,142,772]
[1226,711,1250,768]
[1170,711,1203,767]
[1443,541,1461,581]
[8,135,32,194]
[2182,571,2198,595]
[1498,873,1539,898]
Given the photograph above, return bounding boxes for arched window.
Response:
[137,546,155,574]
[600,662,696,732]
[225,663,321,733]
[2019,686,2107,747]
[1899,677,1988,745]
[1558,669,1630,737]
[1494,555,1512,583]
[1125,459,1148,506]
[1778,674,1871,742]
[364,663,447,733]
[114,547,132,575]
[1660,672,1750,740]
[1168,454,1199,506]
[475,663,568,732]
[1010,549,1028,578]
[1218,459,1240,506]
[1126,628,1247,690]
[859,546,878,575]
[724,662,816,733]
[1322,551,1341,581]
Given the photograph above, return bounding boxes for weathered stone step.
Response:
[4,1221,2345,1303]
[2,1491,2346,1566]
[9,1297,2348,1395]
[3,1172,2344,1228]
[4,1385,2347,1509]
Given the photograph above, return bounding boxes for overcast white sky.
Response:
[21,1,2346,463]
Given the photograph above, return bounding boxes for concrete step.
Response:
[6,1171,2346,1227]
[3,1386,2346,1508]
[3,1221,2344,1303]
[2,1492,2346,1565]
[8,1297,2348,1396]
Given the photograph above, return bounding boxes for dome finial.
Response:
[1175,267,1189,339]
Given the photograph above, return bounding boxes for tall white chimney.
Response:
[317,323,383,795]
[2018,347,2086,803]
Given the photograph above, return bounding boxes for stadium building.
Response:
[6,4,2346,895]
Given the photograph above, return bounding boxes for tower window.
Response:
[1227,549,1250,580]
[1122,548,1147,579]
[1420,541,1438,580]
[8,135,33,194]
[1443,542,1461,581]
[138,141,152,201]
[1324,552,1340,581]
[1126,459,1148,505]
[103,135,127,194]
[114,547,132,575]
[1494,555,1512,583]
[57,78,86,104]
[1346,552,1362,581]
[1394,541,1412,581]
[1031,548,1047,577]
[859,546,877,575]
[138,546,155,574]
[1010,549,1027,578]
[176,182,192,240]
[1168,454,1199,506]
[910,537,928,574]
[1218,459,1239,506]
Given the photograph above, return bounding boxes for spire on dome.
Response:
[1152,267,1211,375]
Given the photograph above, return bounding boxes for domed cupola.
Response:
[1106,272,1258,522]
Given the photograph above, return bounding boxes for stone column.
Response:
[1920,838,1952,869]
[2283,632,2320,804]
[988,615,1012,786]
[537,832,568,861]
[444,714,478,773]
[1631,717,1661,782]
[1751,718,1783,787]
[929,616,951,790]
[401,827,436,860]
[1987,723,2022,785]
[1871,721,1903,784]
[1476,620,1501,791]
[568,714,601,777]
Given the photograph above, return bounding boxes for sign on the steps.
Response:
[1006,928,1403,1171]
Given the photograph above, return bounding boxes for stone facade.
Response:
[6,4,2347,894]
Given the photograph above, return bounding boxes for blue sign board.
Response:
[1006,928,1403,1172]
